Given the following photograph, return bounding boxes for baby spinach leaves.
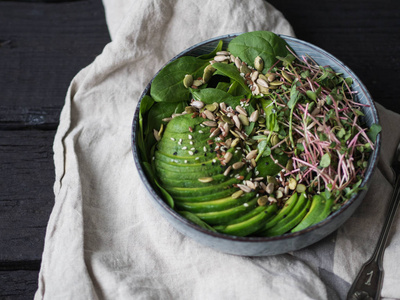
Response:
[228,31,290,73]
[212,63,251,93]
[150,56,209,103]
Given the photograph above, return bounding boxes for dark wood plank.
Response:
[0,130,56,261]
[0,0,111,111]
[268,0,400,114]
[0,270,39,300]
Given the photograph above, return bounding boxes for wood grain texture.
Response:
[0,270,39,300]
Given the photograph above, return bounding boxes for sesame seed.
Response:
[200,124,205,127]
[184,160,188,163]
[199,130,204,134]
[212,159,217,163]
[255,171,260,176]
[191,147,195,150]
[203,146,207,152]
[235,150,238,154]
[188,134,193,140]
[182,146,187,150]
[190,141,194,145]
[195,157,200,160]
[188,151,194,155]
[152,156,155,161]
[243,203,249,207]
[170,138,175,141]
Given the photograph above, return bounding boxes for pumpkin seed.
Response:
[205,103,218,112]
[238,114,249,126]
[281,70,293,83]
[222,115,233,125]
[267,74,276,82]
[271,134,280,146]
[288,178,297,190]
[254,56,264,72]
[193,79,203,87]
[183,74,193,88]
[257,196,269,206]
[231,190,244,198]
[240,64,251,74]
[231,138,240,148]
[185,106,196,114]
[269,80,284,86]
[286,159,294,171]
[258,74,268,82]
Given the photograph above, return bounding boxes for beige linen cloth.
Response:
[35,0,400,299]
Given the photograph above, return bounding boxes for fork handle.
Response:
[347,174,400,300]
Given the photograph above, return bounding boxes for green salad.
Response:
[137,31,381,237]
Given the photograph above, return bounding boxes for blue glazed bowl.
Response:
[132,34,381,256]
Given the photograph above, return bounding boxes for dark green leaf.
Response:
[288,83,300,109]
[255,154,289,177]
[150,56,209,102]
[198,40,223,60]
[228,31,290,73]
[212,63,251,93]
[367,123,382,143]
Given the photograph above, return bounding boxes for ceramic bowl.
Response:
[131,34,381,256]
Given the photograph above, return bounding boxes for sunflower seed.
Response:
[237,184,252,193]
[235,105,248,116]
[204,110,216,121]
[203,120,217,127]
[209,127,221,138]
[246,149,258,160]
[234,57,242,69]
[276,190,283,199]
[249,110,259,122]
[254,177,264,181]
[224,152,233,163]
[231,190,244,198]
[222,122,230,136]
[256,78,269,88]
[252,84,260,95]
[214,55,229,62]
[251,71,259,82]
[230,54,235,62]
[223,165,232,176]
[232,161,245,170]
[219,102,227,111]
[268,196,277,203]
[246,180,256,190]
[162,117,172,122]
[284,185,290,195]
[216,51,230,56]
[232,115,241,130]
[198,177,214,183]
[191,100,204,109]
[265,182,275,194]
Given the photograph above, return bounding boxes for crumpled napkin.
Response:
[35,0,400,299]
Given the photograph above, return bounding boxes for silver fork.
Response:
[347,141,400,300]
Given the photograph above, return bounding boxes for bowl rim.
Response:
[131,32,381,243]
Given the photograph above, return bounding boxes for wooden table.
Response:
[0,0,399,298]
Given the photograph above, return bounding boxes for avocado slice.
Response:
[261,193,311,237]
[214,203,278,236]
[291,194,334,233]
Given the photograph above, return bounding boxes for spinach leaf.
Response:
[198,40,223,60]
[228,31,290,73]
[191,88,243,104]
[212,63,251,93]
[215,81,231,92]
[255,154,289,177]
[227,80,250,97]
[150,56,209,102]
[145,101,187,152]
[138,95,155,162]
